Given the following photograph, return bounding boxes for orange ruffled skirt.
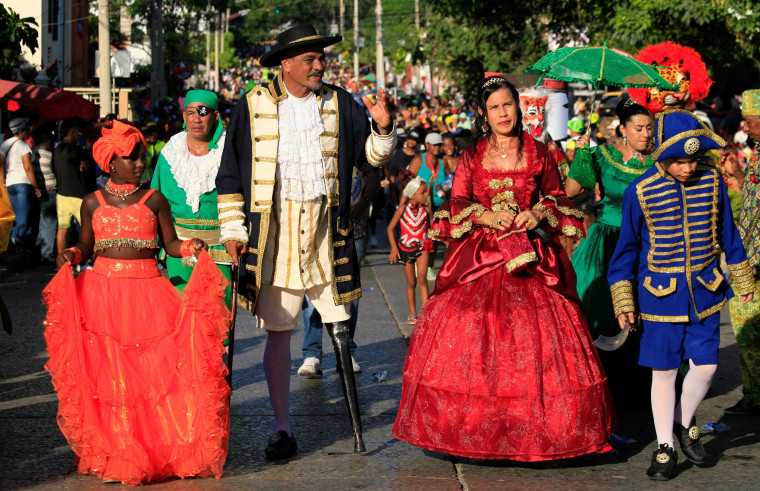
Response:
[43,252,231,486]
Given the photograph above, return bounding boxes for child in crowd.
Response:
[44,121,230,485]
[387,177,433,325]
[608,110,755,481]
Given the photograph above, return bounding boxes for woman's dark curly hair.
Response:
[473,76,523,160]
[615,97,650,126]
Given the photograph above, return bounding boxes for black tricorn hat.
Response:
[259,25,343,68]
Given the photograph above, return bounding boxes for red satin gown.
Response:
[392,134,615,461]
[43,189,231,485]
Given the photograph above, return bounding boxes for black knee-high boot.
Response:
[326,321,365,452]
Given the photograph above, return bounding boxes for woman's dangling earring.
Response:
[623,135,627,146]
[482,121,490,134]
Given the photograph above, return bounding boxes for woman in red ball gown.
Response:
[392,77,615,461]
[43,121,231,485]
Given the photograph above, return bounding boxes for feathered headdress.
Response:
[628,42,713,114]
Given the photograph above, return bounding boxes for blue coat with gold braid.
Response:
[608,160,755,323]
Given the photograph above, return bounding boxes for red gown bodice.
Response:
[432,133,585,301]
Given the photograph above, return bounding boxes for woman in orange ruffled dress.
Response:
[43,121,231,485]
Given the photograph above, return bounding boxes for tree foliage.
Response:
[231,0,420,70]
[587,0,760,98]
[209,32,240,69]
[231,0,347,53]
[0,4,39,79]
[423,0,604,95]
[424,0,760,99]
[127,0,215,65]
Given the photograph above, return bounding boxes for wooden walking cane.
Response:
[225,263,239,388]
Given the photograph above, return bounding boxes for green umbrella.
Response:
[526,44,679,90]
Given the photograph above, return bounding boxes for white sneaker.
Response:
[297,357,322,378]
[426,267,437,281]
[351,356,361,373]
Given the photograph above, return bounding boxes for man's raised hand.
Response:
[362,87,393,135]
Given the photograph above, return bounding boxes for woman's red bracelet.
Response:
[65,247,82,265]
[179,240,193,257]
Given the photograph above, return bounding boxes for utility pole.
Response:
[339,0,345,32]
[214,13,220,91]
[206,3,211,90]
[150,0,166,108]
[155,0,165,103]
[149,2,158,111]
[375,0,384,89]
[149,0,165,110]
[98,0,111,116]
[57,0,64,87]
[353,0,359,84]
[413,0,421,92]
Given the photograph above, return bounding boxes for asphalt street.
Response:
[1,231,759,490]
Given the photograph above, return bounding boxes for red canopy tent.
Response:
[0,80,98,122]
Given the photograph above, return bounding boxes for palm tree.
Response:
[0,5,39,80]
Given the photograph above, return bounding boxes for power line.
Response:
[30,15,91,28]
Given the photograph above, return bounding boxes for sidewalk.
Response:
[1,231,759,489]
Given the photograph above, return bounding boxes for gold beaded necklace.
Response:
[488,138,519,159]
[104,180,141,200]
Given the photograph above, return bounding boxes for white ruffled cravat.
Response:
[161,130,226,213]
[277,90,326,201]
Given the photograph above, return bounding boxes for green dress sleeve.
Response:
[728,186,743,225]
[150,160,160,190]
[568,146,599,190]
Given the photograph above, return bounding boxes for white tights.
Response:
[651,361,717,448]
[264,330,293,436]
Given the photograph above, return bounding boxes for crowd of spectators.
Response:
[2,60,757,272]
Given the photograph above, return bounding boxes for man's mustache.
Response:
[308,71,324,78]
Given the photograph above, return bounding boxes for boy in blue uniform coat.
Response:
[608,110,755,480]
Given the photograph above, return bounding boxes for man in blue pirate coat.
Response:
[608,109,755,480]
[216,25,396,459]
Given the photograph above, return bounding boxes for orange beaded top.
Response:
[92,189,160,252]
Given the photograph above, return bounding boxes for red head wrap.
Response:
[92,120,147,173]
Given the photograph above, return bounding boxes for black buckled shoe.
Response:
[265,431,297,460]
[674,418,706,464]
[647,443,678,481]
[724,398,760,415]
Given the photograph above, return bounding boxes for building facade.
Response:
[7,0,89,86]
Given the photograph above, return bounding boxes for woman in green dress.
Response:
[565,99,654,405]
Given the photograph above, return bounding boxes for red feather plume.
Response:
[628,41,713,114]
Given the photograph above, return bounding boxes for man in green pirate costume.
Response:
[151,90,233,306]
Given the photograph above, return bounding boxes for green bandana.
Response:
[183,116,223,150]
[184,90,219,110]
[208,116,224,150]
[183,90,222,149]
